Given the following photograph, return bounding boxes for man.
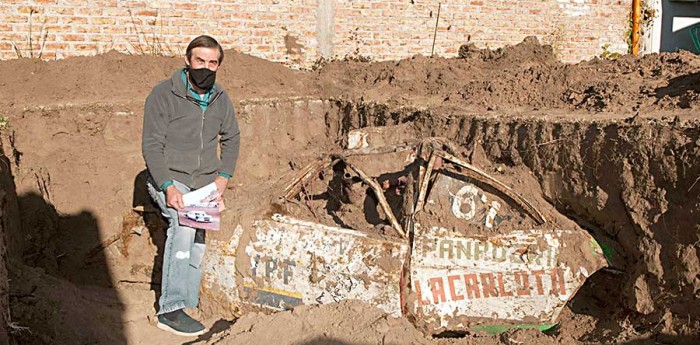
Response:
[142,35,240,336]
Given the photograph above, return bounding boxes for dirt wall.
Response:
[0,137,18,345]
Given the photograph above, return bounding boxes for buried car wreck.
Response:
[201,130,608,334]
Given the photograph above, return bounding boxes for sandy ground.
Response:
[0,37,698,344]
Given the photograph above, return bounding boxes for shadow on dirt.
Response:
[132,169,167,311]
[183,319,237,345]
[2,151,126,343]
[622,335,699,345]
[568,269,627,342]
[654,71,700,105]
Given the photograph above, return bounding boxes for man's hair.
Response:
[186,35,224,64]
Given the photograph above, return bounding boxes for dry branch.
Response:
[346,162,407,239]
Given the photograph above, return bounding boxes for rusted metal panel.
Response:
[201,224,244,309]
[204,141,608,334]
[410,173,608,331]
[421,173,520,229]
[203,215,409,316]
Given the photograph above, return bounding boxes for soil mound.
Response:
[459,35,558,65]
[0,50,314,107]
[213,300,433,345]
[2,38,700,117]
[316,38,700,115]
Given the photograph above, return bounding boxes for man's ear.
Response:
[184,55,190,67]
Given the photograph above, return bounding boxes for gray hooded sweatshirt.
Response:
[142,68,240,190]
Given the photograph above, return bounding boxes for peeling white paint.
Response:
[410,172,608,331]
[202,217,408,317]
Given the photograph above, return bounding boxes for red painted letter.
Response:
[497,273,513,297]
[532,270,545,295]
[550,269,567,296]
[514,271,531,296]
[480,273,499,298]
[414,280,432,306]
[464,274,481,299]
[447,275,464,301]
[429,277,447,304]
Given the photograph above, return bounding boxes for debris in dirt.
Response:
[85,210,145,260]
[201,136,607,335]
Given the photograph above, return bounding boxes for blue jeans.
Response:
[147,180,206,315]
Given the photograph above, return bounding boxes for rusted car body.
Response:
[202,131,607,334]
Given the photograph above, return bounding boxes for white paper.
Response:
[182,182,218,206]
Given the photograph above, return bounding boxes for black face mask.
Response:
[188,67,216,91]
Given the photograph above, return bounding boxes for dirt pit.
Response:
[0,37,699,344]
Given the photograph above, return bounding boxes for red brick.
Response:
[18,6,42,14]
[199,4,220,11]
[134,9,158,17]
[158,27,179,35]
[41,51,57,59]
[46,24,71,33]
[64,16,88,24]
[49,7,72,15]
[256,14,280,21]
[101,25,128,34]
[74,43,97,51]
[75,26,100,33]
[93,0,117,6]
[4,15,26,23]
[76,7,102,16]
[87,34,114,42]
[174,3,197,10]
[180,11,200,19]
[170,18,195,27]
[91,17,116,25]
[62,34,84,41]
[102,8,128,16]
[209,12,231,20]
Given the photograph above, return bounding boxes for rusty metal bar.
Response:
[632,0,641,56]
[346,162,407,239]
[433,150,547,225]
[283,156,336,200]
[414,153,437,214]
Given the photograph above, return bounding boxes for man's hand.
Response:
[165,185,185,210]
[214,175,229,200]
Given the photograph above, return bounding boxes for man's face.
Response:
[186,47,220,71]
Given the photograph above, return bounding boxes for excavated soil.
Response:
[0,37,698,344]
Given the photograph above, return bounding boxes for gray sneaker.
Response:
[156,309,206,337]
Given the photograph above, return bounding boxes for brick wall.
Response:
[0,0,630,67]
